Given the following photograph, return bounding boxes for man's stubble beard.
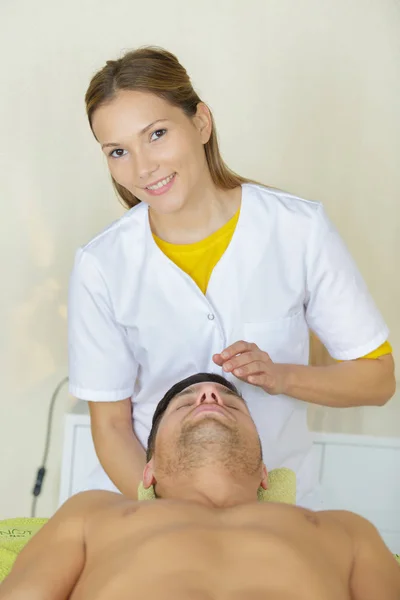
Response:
[159,416,262,477]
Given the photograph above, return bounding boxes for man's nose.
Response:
[196,385,223,405]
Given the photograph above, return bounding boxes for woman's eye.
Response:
[109,148,127,158]
[150,129,167,142]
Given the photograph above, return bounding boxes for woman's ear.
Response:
[260,464,269,490]
[193,102,212,144]
[143,460,156,489]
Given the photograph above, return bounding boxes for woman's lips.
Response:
[145,173,176,196]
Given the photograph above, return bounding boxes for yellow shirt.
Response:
[153,209,391,360]
[153,209,240,296]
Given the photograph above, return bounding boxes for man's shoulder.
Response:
[62,490,125,516]
[318,509,376,537]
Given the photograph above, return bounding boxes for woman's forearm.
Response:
[280,354,396,408]
[92,423,146,499]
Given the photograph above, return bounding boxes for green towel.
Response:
[0,518,48,582]
[138,467,297,504]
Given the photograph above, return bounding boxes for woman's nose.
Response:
[135,151,158,182]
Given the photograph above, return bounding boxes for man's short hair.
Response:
[146,373,241,461]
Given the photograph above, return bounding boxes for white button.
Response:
[208,313,215,320]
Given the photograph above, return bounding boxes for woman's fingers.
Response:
[247,374,269,385]
[232,360,267,377]
[222,352,261,373]
[212,353,224,366]
[219,341,257,361]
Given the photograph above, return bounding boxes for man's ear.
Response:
[260,464,268,490]
[143,459,156,489]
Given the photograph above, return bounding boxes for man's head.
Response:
[143,373,268,502]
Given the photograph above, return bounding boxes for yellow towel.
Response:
[0,518,48,582]
[138,467,297,504]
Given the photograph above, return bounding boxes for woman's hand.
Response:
[213,340,288,395]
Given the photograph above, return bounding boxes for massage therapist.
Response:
[68,46,395,507]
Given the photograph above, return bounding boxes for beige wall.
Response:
[0,0,399,517]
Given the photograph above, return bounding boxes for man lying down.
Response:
[1,374,399,600]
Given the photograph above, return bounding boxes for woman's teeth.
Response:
[147,173,175,190]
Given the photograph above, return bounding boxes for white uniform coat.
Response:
[68,184,388,504]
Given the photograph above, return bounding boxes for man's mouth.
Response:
[146,172,176,191]
[192,405,229,418]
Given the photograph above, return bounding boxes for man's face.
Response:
[145,380,265,487]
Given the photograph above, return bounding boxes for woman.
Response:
[68,46,395,507]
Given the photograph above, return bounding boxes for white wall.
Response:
[0,0,399,517]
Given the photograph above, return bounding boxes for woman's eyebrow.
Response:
[139,118,168,135]
[101,119,168,149]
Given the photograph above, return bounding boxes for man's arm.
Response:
[332,510,400,600]
[0,491,119,600]
[89,399,147,499]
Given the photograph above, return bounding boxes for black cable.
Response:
[31,376,69,517]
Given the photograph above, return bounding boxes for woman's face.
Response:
[92,90,212,214]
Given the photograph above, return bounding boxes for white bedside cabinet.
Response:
[60,400,400,553]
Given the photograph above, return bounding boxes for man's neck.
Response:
[157,469,259,508]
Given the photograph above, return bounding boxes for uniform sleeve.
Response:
[361,340,392,359]
[304,205,389,360]
[68,248,137,401]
